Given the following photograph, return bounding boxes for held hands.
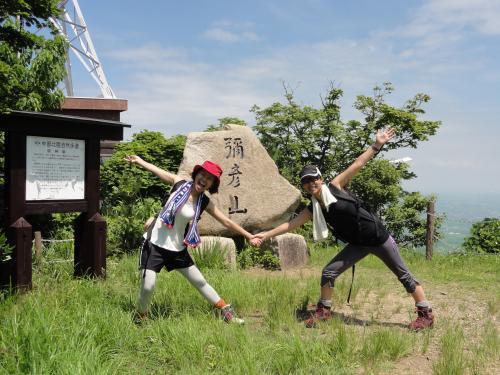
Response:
[249,236,263,247]
[375,128,395,148]
[248,232,267,247]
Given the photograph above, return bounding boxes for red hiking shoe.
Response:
[409,306,434,331]
[305,303,332,328]
[220,304,245,324]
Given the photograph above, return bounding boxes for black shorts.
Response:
[139,240,194,272]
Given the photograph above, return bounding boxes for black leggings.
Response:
[321,236,420,293]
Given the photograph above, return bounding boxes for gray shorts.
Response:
[321,236,420,293]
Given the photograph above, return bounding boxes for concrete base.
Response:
[262,233,309,270]
[198,236,237,270]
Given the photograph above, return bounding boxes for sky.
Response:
[66,0,500,195]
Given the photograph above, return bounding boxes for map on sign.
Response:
[26,135,85,200]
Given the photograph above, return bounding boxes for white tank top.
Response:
[145,201,195,252]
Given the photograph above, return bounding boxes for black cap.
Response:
[299,165,322,183]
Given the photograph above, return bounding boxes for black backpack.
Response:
[325,185,385,246]
[325,185,388,304]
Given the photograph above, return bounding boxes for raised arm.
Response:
[256,208,312,241]
[331,128,395,189]
[205,201,258,244]
[124,155,182,185]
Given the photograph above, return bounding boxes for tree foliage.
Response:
[0,0,67,244]
[206,116,247,132]
[100,130,186,209]
[0,0,60,49]
[252,83,443,246]
[463,218,500,254]
[0,0,67,113]
[100,130,186,254]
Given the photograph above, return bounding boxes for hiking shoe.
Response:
[133,311,148,325]
[409,306,434,331]
[220,305,245,324]
[305,302,332,328]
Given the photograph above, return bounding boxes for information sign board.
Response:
[26,136,85,200]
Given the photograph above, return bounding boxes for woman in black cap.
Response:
[256,128,434,330]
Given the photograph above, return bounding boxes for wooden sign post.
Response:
[0,110,130,291]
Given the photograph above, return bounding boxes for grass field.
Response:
[0,245,498,374]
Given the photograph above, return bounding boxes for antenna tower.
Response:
[49,0,116,98]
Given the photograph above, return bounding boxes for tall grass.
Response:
[0,245,498,374]
[433,327,467,375]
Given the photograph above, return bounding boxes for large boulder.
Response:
[177,125,301,236]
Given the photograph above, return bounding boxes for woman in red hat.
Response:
[125,155,261,324]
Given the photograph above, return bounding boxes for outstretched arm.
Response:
[255,208,312,242]
[331,128,395,189]
[124,155,182,185]
[205,201,261,245]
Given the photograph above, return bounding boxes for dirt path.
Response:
[242,267,499,374]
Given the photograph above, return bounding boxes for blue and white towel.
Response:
[159,180,204,248]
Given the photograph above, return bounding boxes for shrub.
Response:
[463,218,500,254]
[49,213,78,239]
[100,130,185,209]
[0,230,12,263]
[105,197,161,256]
[237,246,280,270]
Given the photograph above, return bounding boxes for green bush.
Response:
[48,213,78,239]
[237,246,280,270]
[463,218,500,254]
[100,130,185,210]
[105,197,161,256]
[0,229,12,263]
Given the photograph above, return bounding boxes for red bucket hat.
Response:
[192,161,223,193]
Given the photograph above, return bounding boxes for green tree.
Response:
[0,0,67,113]
[100,130,186,209]
[0,1,67,241]
[252,83,443,246]
[383,193,443,247]
[99,130,186,254]
[206,116,247,132]
[463,218,500,254]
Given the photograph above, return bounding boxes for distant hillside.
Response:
[435,192,500,252]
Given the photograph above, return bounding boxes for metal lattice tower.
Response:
[49,0,116,98]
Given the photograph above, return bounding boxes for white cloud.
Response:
[202,20,261,43]
[112,38,401,136]
[100,1,499,193]
[104,2,500,135]
[394,0,500,51]
[202,28,240,43]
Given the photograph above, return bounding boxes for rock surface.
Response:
[262,233,309,270]
[177,124,301,236]
[196,236,237,270]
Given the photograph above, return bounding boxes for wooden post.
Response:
[34,231,43,262]
[74,212,106,277]
[4,131,33,290]
[74,138,106,278]
[425,200,435,260]
[8,217,33,290]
